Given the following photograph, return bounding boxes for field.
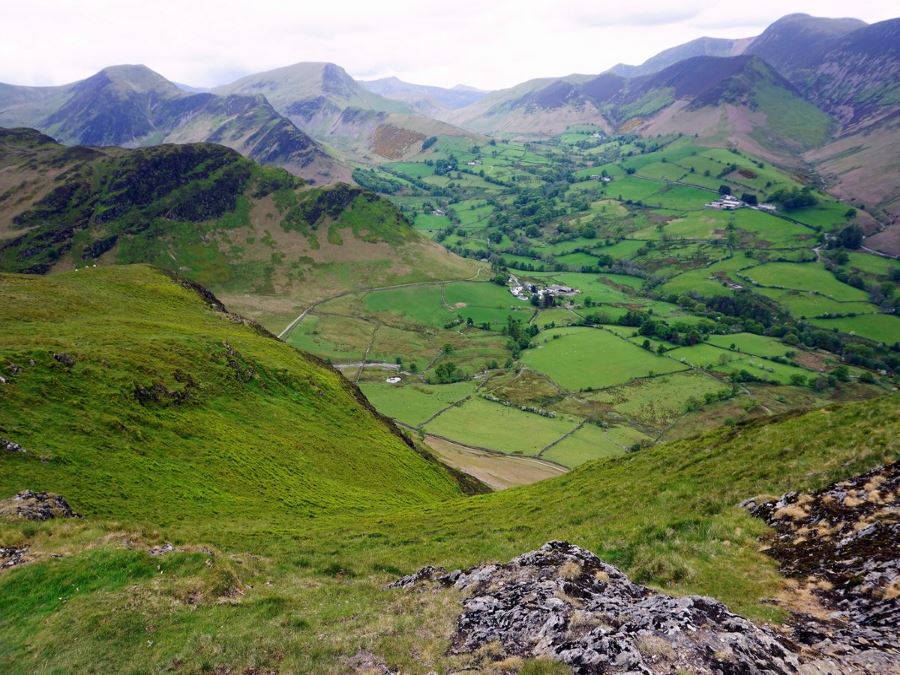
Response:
[758,288,880,318]
[741,262,870,302]
[588,371,732,430]
[358,381,475,427]
[364,281,532,330]
[423,396,579,456]
[705,332,794,358]
[522,327,687,390]
[810,314,900,345]
[541,423,647,468]
[274,130,896,484]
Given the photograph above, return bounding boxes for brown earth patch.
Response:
[372,124,426,160]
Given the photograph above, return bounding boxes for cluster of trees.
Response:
[351,168,404,194]
[429,361,466,384]
[616,309,717,347]
[768,186,818,210]
[502,316,539,357]
[827,224,864,250]
[670,288,897,373]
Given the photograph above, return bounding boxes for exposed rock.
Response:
[149,543,175,556]
[343,649,396,674]
[394,541,800,674]
[2,439,26,453]
[746,463,899,672]
[0,546,27,570]
[388,565,448,589]
[133,381,193,406]
[53,352,76,367]
[0,491,79,520]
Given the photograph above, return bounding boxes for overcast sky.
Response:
[1,0,896,90]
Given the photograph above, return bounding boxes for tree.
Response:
[718,184,732,196]
[837,224,864,250]
[789,374,807,387]
[740,192,758,206]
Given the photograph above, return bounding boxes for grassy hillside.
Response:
[0,265,466,528]
[0,263,895,671]
[0,129,477,328]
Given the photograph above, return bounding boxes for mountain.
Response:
[744,13,868,80]
[215,62,479,160]
[0,65,345,183]
[0,129,476,326]
[608,36,753,78]
[599,14,900,222]
[448,74,607,134]
[795,19,900,225]
[452,55,832,154]
[359,76,488,117]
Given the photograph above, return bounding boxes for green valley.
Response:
[0,265,896,672]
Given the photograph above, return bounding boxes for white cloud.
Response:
[0,0,895,90]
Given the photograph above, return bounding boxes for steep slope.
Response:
[0,265,466,525]
[801,18,900,128]
[455,55,832,155]
[0,129,476,326]
[0,65,344,183]
[797,19,900,225]
[215,62,478,160]
[449,74,610,134]
[745,13,868,81]
[610,55,834,154]
[0,326,895,673]
[608,36,753,78]
[360,77,488,118]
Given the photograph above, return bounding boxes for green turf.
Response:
[706,333,794,358]
[423,396,579,455]
[358,381,476,427]
[522,327,687,390]
[742,262,870,302]
[541,423,646,468]
[0,266,465,527]
[809,314,900,345]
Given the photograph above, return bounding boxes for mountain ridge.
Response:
[0,64,347,183]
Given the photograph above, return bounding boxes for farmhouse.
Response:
[467,160,482,166]
[431,208,446,216]
[705,195,745,210]
[757,203,777,213]
[546,284,578,297]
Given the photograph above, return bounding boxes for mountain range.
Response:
[0,13,897,219]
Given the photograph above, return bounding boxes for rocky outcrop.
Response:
[0,546,27,570]
[0,491,79,520]
[392,541,800,674]
[2,439,26,453]
[744,462,899,672]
